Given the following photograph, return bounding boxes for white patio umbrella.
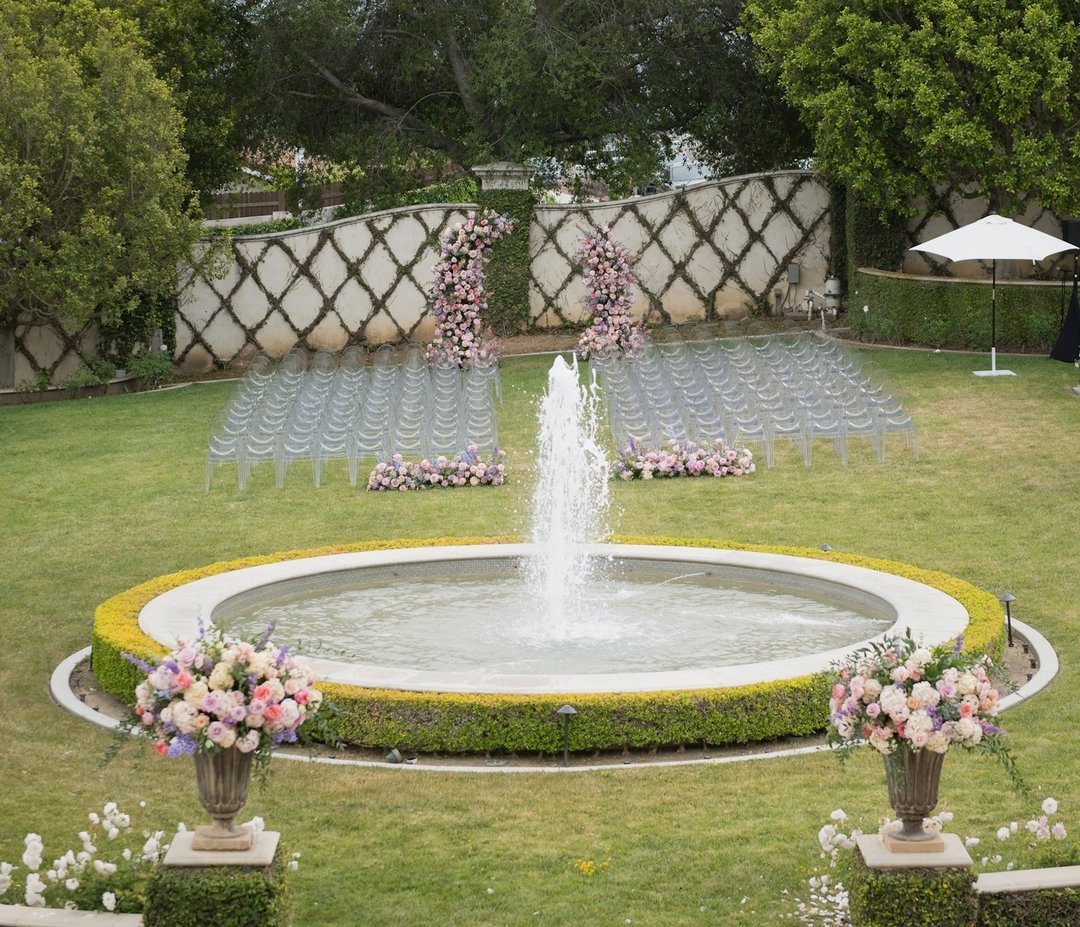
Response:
[909,214,1078,376]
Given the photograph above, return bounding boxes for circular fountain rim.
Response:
[138,544,969,694]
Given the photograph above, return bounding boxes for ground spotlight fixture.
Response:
[999,592,1016,647]
[820,544,832,552]
[556,704,577,767]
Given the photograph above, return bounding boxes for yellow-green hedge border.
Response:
[91,537,1004,755]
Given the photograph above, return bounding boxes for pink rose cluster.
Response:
[367,445,507,491]
[129,624,322,764]
[575,225,644,361]
[829,632,1003,758]
[426,210,513,368]
[612,438,754,481]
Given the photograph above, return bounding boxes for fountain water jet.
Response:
[131,359,970,702]
[524,356,610,640]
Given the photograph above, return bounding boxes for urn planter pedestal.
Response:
[192,747,255,851]
[883,748,946,853]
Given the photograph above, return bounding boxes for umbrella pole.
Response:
[991,259,997,373]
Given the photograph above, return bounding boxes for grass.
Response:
[1,345,1079,925]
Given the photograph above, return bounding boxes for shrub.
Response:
[143,845,290,927]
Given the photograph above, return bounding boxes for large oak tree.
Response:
[245,0,809,198]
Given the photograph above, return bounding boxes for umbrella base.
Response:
[973,347,1016,377]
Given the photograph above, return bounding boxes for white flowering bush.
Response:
[367,446,507,491]
[0,801,169,913]
[574,225,644,361]
[0,804,302,914]
[785,799,1076,925]
[425,210,513,368]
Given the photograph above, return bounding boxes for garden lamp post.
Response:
[999,593,1016,647]
[557,704,577,767]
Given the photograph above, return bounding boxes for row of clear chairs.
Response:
[591,326,916,467]
[206,346,502,489]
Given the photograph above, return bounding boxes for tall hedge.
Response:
[847,269,1063,352]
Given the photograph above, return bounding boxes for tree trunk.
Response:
[0,325,14,390]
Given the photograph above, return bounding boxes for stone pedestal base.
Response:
[857,833,972,870]
[164,829,280,867]
[192,823,254,851]
[882,830,946,854]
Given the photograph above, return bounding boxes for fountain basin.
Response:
[94,539,1002,754]
[139,543,966,694]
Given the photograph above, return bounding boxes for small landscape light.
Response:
[820,544,832,552]
[556,704,577,767]
[999,593,1016,648]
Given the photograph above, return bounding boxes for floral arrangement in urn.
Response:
[127,622,323,773]
[828,630,1022,846]
[426,210,514,368]
[828,631,1007,760]
[575,225,644,361]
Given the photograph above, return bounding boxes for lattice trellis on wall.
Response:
[175,205,473,372]
[6,316,102,387]
[3,173,835,384]
[903,191,1070,278]
[530,171,832,327]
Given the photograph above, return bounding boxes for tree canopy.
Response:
[744,0,1080,215]
[0,0,203,339]
[109,0,260,201]
[244,0,809,198]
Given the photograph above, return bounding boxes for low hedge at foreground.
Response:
[92,537,1004,755]
[143,845,290,927]
[841,852,1080,927]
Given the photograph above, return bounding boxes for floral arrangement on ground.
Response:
[612,438,754,480]
[367,446,507,491]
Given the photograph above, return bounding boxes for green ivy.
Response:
[848,269,1062,352]
[842,853,978,927]
[99,291,177,364]
[846,190,909,273]
[477,188,536,334]
[143,846,290,927]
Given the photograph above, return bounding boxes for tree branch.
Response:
[305,56,469,160]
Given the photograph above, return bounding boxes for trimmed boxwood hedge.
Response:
[841,852,978,927]
[978,886,1080,926]
[143,844,290,927]
[92,536,1004,755]
[848,268,1063,353]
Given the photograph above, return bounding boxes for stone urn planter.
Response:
[193,747,255,851]
[883,748,946,851]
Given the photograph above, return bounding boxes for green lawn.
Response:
[1,346,1078,926]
